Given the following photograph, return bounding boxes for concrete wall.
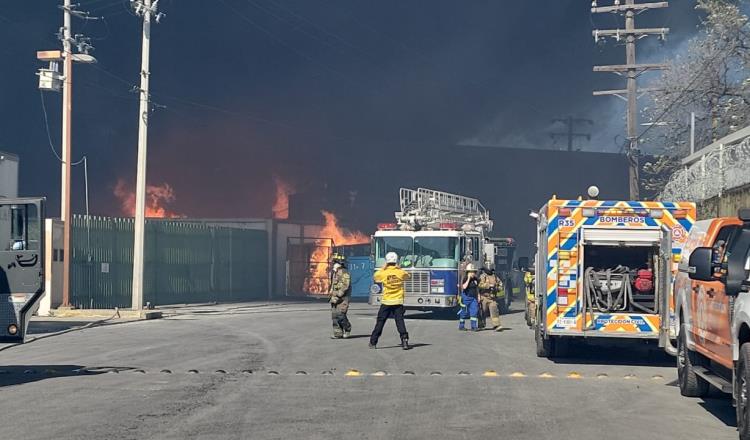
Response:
[38,218,63,316]
[697,184,750,219]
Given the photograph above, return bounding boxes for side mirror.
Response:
[518,256,529,271]
[688,247,715,282]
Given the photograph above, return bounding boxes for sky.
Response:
[0,0,705,224]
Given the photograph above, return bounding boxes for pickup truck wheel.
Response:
[677,323,709,397]
[737,344,750,440]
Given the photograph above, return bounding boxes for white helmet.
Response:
[465,263,477,272]
[385,252,399,264]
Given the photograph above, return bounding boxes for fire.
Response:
[272,175,295,220]
[319,211,368,245]
[302,210,368,295]
[113,179,182,218]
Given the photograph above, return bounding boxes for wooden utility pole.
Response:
[550,117,593,151]
[60,0,73,306]
[592,0,669,200]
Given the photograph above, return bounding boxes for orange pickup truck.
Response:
[674,209,750,439]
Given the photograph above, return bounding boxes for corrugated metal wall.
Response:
[70,216,268,309]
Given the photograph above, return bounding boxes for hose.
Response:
[584,266,659,315]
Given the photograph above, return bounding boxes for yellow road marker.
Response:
[567,372,582,379]
[623,374,637,380]
[345,369,362,377]
[510,372,526,378]
[483,370,499,377]
[539,372,554,378]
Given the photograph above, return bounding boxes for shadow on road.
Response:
[26,321,95,335]
[342,334,370,340]
[699,396,736,428]
[550,342,674,367]
[0,365,127,388]
[376,343,432,350]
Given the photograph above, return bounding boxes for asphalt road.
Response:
[0,301,739,440]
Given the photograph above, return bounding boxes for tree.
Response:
[642,0,750,195]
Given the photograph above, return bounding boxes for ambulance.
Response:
[532,187,695,357]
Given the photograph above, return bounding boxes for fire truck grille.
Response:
[405,271,430,294]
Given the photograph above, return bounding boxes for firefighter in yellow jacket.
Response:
[478,266,503,331]
[329,253,352,339]
[369,252,411,350]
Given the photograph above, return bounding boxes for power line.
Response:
[550,117,593,151]
[218,0,377,94]
[592,0,670,200]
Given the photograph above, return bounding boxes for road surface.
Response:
[0,301,738,440]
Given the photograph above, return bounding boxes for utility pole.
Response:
[550,117,593,151]
[131,0,164,311]
[36,2,96,308]
[61,0,73,307]
[592,0,669,200]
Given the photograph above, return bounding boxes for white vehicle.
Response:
[673,209,750,439]
[369,188,493,311]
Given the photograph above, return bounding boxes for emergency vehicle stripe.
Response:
[542,199,696,334]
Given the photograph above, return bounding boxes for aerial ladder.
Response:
[395,188,493,233]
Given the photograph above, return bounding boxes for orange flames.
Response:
[302,210,368,295]
[114,179,182,218]
[272,175,295,220]
[320,211,368,245]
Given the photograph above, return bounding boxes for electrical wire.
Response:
[217,0,377,94]
[39,90,86,166]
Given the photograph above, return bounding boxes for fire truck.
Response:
[532,187,696,358]
[369,188,493,312]
[0,198,46,343]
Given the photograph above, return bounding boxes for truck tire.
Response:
[535,321,554,358]
[738,344,750,440]
[677,323,709,397]
[524,303,532,328]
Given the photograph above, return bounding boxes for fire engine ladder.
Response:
[397,187,493,232]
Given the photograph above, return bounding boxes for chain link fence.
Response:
[659,128,750,203]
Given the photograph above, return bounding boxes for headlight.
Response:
[7,324,18,335]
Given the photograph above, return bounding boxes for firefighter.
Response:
[459,264,480,331]
[329,253,352,339]
[369,252,411,350]
[523,267,535,328]
[478,266,503,331]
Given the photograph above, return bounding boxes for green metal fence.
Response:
[70,215,268,309]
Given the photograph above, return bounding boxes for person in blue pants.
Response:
[459,264,480,331]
